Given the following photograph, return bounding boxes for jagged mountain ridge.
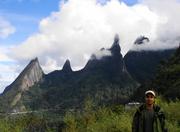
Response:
[0,35,177,112]
[0,36,139,112]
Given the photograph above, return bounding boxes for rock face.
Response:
[0,58,44,112]
[4,58,44,93]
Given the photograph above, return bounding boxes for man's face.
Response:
[145,93,155,105]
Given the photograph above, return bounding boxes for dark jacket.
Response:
[132,104,168,132]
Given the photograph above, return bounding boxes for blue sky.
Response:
[0,0,60,45]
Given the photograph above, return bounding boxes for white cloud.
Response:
[93,48,112,60]
[0,62,19,93]
[0,45,18,92]
[0,81,11,93]
[130,0,180,51]
[0,17,15,39]
[0,46,15,62]
[10,0,162,73]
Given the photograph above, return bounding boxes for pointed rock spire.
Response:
[110,34,121,55]
[3,57,44,93]
[134,35,149,45]
[17,57,44,90]
[2,57,44,108]
[62,59,72,72]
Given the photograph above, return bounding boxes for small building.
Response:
[125,102,141,110]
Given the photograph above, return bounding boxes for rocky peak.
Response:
[4,57,44,93]
[62,59,72,72]
[17,57,44,91]
[2,57,44,110]
[110,34,121,55]
[134,35,149,45]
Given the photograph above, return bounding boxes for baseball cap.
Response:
[145,90,156,97]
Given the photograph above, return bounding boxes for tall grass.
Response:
[0,97,180,132]
[63,97,180,132]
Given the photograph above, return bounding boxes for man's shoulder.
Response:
[153,104,162,112]
[136,104,146,113]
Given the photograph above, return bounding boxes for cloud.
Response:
[0,46,15,62]
[0,81,11,93]
[0,62,19,93]
[0,17,15,39]
[93,48,112,60]
[129,0,180,51]
[9,0,162,73]
[144,0,180,40]
[0,45,18,92]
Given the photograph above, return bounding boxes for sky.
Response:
[0,0,180,93]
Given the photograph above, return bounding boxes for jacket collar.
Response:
[138,104,160,113]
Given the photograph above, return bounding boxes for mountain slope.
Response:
[0,58,44,112]
[124,48,176,83]
[152,46,180,99]
[130,46,179,102]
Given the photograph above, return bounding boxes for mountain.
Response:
[130,45,180,102]
[124,49,176,83]
[152,46,180,99]
[0,36,139,112]
[0,58,44,112]
[124,36,176,83]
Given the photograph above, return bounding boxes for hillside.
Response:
[153,46,180,99]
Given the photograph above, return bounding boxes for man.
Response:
[132,90,168,132]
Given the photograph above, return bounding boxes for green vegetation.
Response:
[0,112,63,132]
[153,46,180,99]
[0,97,179,132]
[63,98,180,132]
